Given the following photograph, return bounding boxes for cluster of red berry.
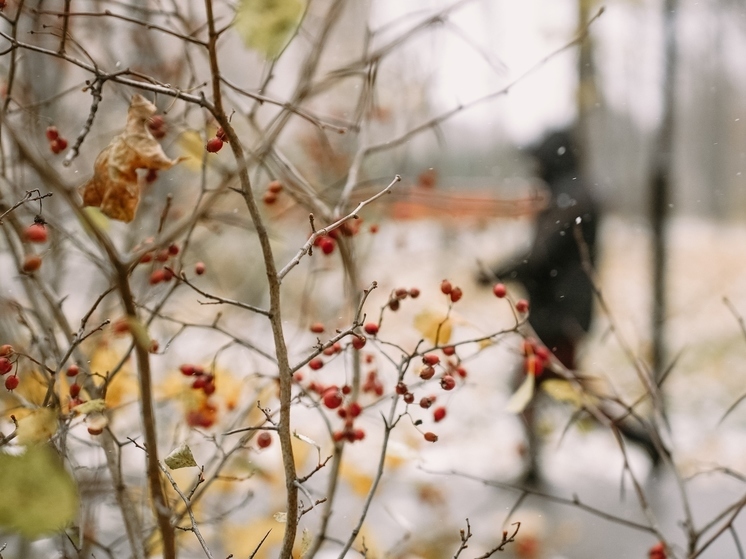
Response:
[46,126,68,154]
[205,126,228,153]
[521,338,550,376]
[22,220,47,273]
[385,286,420,312]
[1,345,17,391]
[311,219,373,256]
[263,180,283,205]
[139,242,180,285]
[439,279,463,303]
[65,364,84,408]
[491,282,529,314]
[179,364,220,429]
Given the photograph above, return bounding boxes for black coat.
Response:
[491,131,599,353]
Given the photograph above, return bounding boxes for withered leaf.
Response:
[81,94,180,222]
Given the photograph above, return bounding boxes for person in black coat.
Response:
[486,129,598,369]
[479,129,661,480]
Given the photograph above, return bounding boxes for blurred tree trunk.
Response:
[577,0,600,170]
[650,0,679,380]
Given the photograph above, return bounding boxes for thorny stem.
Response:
[204,2,298,556]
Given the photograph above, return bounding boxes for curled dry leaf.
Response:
[81,94,180,222]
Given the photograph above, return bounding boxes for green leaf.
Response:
[234,0,307,60]
[0,446,79,538]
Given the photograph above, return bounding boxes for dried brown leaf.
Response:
[81,94,180,222]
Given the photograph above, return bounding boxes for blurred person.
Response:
[479,129,660,481]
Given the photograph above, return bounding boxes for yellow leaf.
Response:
[541,379,597,409]
[73,398,107,415]
[81,94,181,222]
[297,528,312,558]
[176,129,207,171]
[16,407,57,446]
[413,309,452,345]
[506,373,535,414]
[0,446,79,539]
[234,0,307,60]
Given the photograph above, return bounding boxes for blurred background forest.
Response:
[3,0,746,558]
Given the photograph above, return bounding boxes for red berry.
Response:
[155,250,170,262]
[150,340,159,353]
[293,372,304,382]
[25,223,48,243]
[353,429,365,441]
[455,365,468,378]
[323,389,343,410]
[215,126,227,142]
[442,346,456,356]
[309,322,325,334]
[395,382,408,395]
[0,357,12,375]
[419,396,435,409]
[69,383,81,398]
[5,375,19,391]
[319,237,335,255]
[535,345,551,361]
[423,431,438,443]
[22,254,42,273]
[440,375,456,391]
[140,252,154,264]
[168,243,180,256]
[162,268,174,282]
[341,385,352,395]
[419,366,435,380]
[148,115,165,131]
[403,392,414,404]
[50,137,67,153]
[351,335,366,350]
[388,299,400,311]
[440,279,452,295]
[394,287,409,300]
[206,137,223,153]
[179,364,196,376]
[492,283,507,298]
[515,299,530,313]
[333,431,345,442]
[202,380,216,395]
[267,180,283,193]
[45,126,59,141]
[308,357,324,370]
[364,322,379,336]
[323,342,342,356]
[422,354,440,366]
[348,401,362,417]
[192,376,208,390]
[257,432,272,448]
[195,262,206,275]
[263,191,278,205]
[433,406,446,422]
[369,224,379,234]
[66,364,79,377]
[408,288,420,298]
[149,269,166,285]
[449,287,463,303]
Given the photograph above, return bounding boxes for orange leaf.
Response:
[81,94,180,222]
